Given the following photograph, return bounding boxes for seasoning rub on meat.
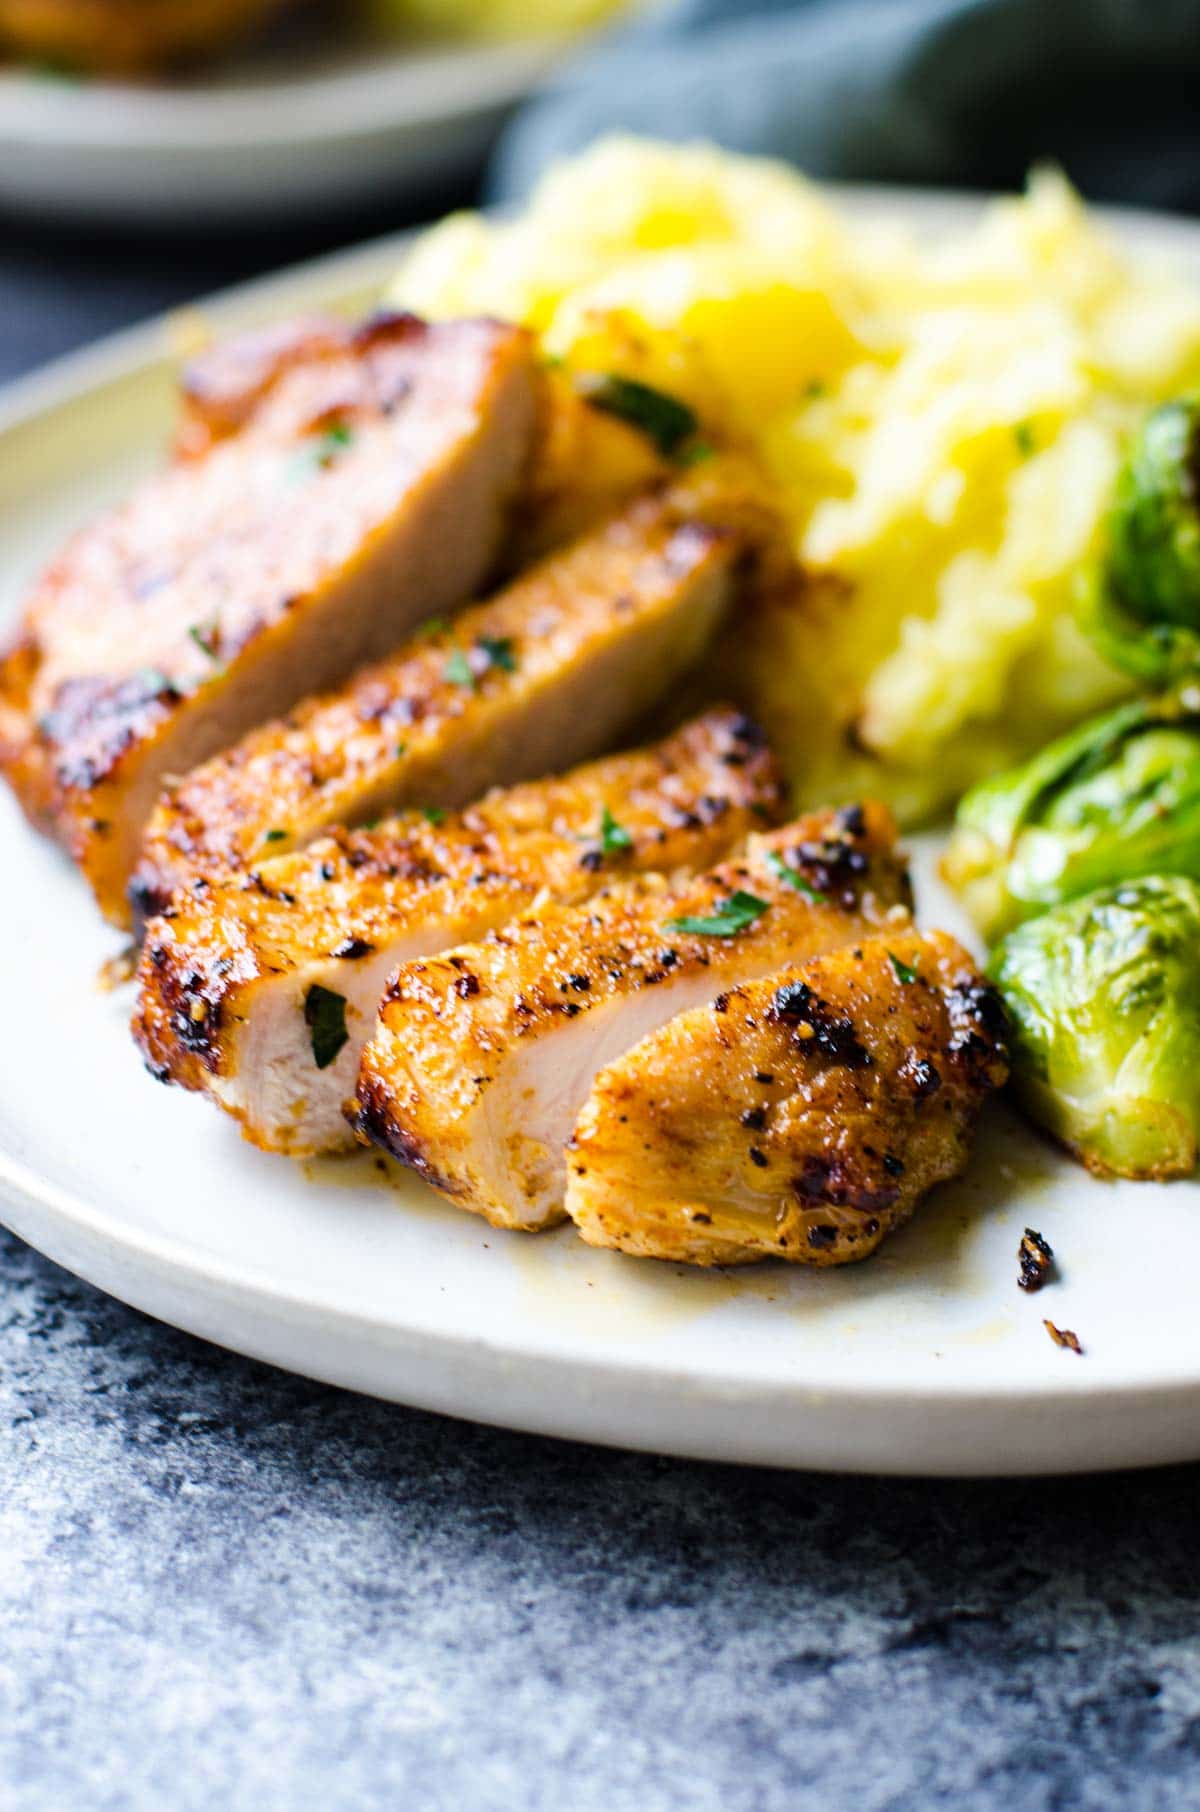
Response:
[131,710,784,1156]
[565,931,1009,1266]
[0,313,538,924]
[130,485,744,925]
[354,803,912,1231]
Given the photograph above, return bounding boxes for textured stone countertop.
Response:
[4,211,1200,1812]
[4,1225,1200,1812]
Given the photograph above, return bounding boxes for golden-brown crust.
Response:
[129,484,747,925]
[511,368,671,564]
[353,802,912,1228]
[0,313,538,923]
[565,931,1009,1266]
[130,710,785,1149]
[173,315,350,462]
[0,628,50,822]
[370,802,904,1046]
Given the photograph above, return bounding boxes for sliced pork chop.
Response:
[354,804,912,1231]
[131,710,784,1156]
[565,931,1009,1267]
[172,315,348,461]
[130,485,743,924]
[0,312,537,924]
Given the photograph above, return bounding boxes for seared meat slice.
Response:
[172,316,348,462]
[131,710,784,1156]
[130,486,741,924]
[0,313,537,924]
[566,932,1009,1267]
[354,804,911,1231]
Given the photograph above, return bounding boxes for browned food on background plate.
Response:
[131,709,785,1156]
[565,931,1009,1266]
[0,0,288,72]
[129,483,746,924]
[0,313,537,924]
[354,803,912,1232]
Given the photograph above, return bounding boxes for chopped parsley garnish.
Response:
[477,635,517,673]
[888,951,919,985]
[667,890,769,938]
[764,849,826,901]
[304,984,349,1070]
[289,421,354,480]
[394,741,408,760]
[416,615,448,640]
[187,621,224,669]
[805,379,827,400]
[444,639,516,687]
[422,805,446,825]
[262,828,287,844]
[599,805,633,857]
[576,373,699,457]
[443,648,475,689]
[678,440,715,467]
[1014,421,1036,457]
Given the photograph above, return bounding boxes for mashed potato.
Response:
[391,137,1200,819]
[369,0,626,39]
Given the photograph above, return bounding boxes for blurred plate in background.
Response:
[0,32,562,227]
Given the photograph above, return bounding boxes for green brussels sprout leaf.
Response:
[988,875,1200,1179]
[1083,394,1200,684]
[943,687,1200,939]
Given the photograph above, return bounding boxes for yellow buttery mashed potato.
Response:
[368,0,626,39]
[391,137,1200,819]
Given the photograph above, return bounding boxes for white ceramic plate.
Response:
[3,192,1200,1477]
[0,28,565,226]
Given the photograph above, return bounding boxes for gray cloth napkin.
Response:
[490,0,1200,210]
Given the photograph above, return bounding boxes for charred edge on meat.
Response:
[350,1082,466,1197]
[792,1154,900,1217]
[766,979,871,1069]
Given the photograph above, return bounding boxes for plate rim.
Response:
[0,36,564,150]
[7,186,1200,1473]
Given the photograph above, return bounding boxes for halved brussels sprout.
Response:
[988,875,1200,1178]
[1083,394,1200,684]
[943,685,1200,939]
